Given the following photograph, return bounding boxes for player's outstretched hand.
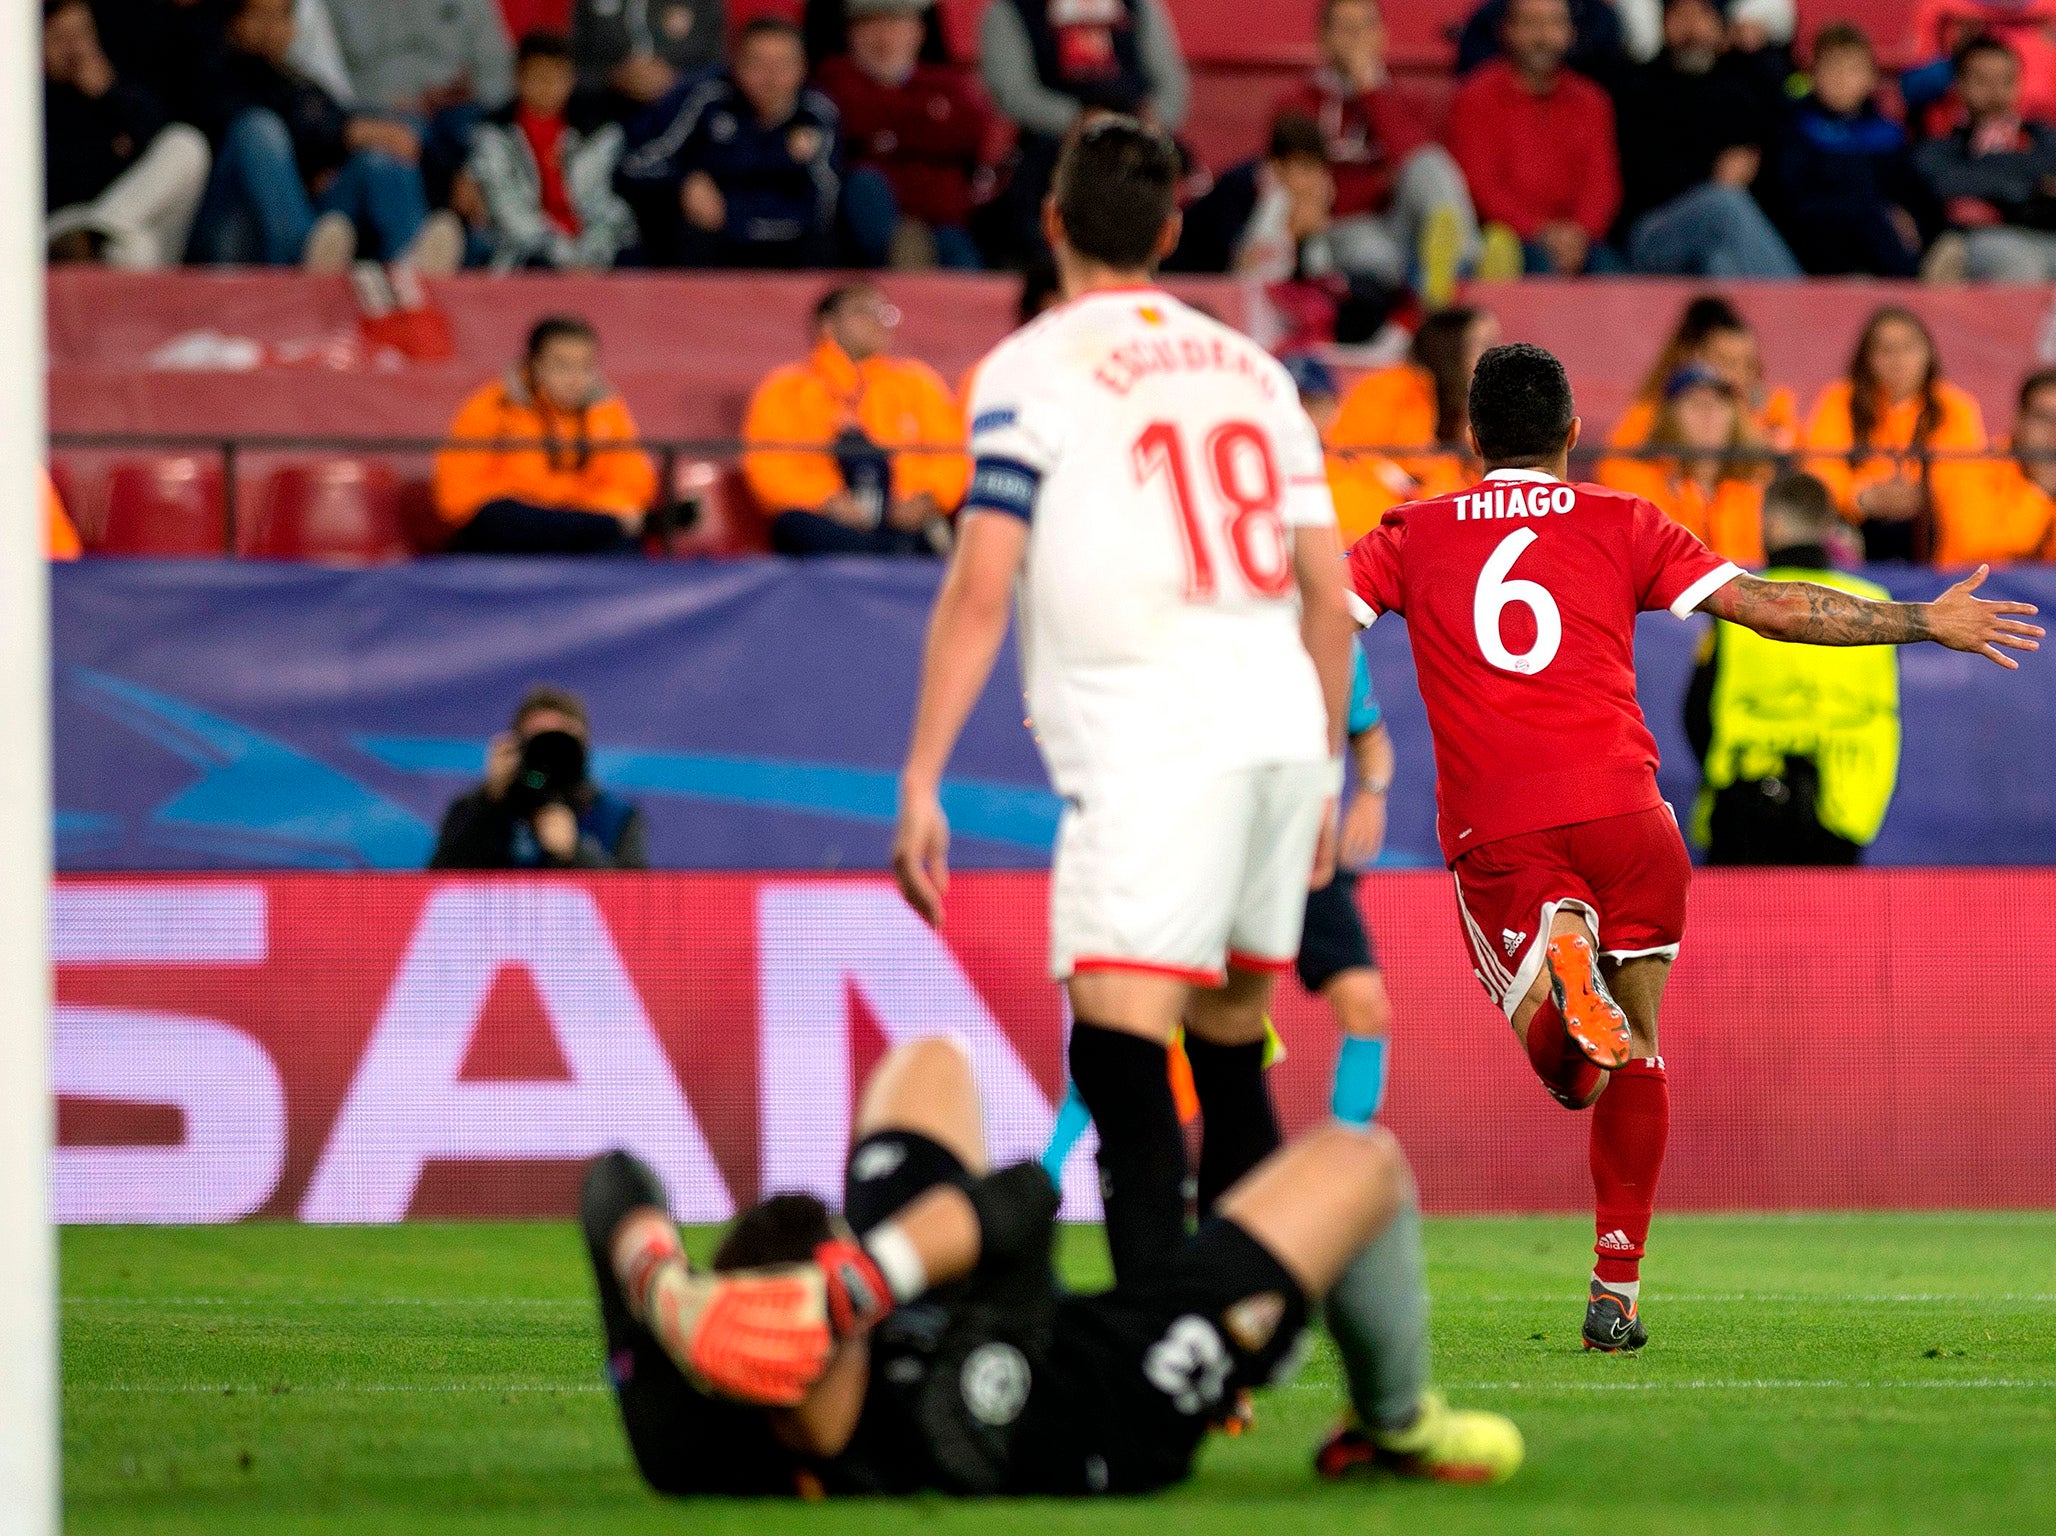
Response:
[893,785,951,926]
[1929,566,2045,669]
[649,1262,835,1408]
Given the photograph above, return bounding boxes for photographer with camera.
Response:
[428,685,649,870]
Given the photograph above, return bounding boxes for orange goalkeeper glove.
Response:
[644,1261,835,1407]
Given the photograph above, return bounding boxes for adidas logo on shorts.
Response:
[1501,928,1527,957]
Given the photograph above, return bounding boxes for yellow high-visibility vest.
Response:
[1693,567,1901,847]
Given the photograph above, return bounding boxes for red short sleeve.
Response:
[1347,518,1407,618]
[1629,497,1742,617]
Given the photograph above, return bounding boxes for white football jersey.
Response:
[964,288,1337,791]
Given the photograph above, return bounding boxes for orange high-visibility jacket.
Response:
[1801,379,1986,523]
[433,373,657,525]
[1329,362,1471,501]
[1609,386,1799,454]
[44,471,80,560]
[743,339,969,516]
[1597,458,1766,567]
[1933,453,2056,566]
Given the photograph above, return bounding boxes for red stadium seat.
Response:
[96,456,227,556]
[245,460,409,564]
[664,458,771,558]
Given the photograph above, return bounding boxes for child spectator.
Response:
[1599,364,1767,565]
[1611,0,1799,278]
[1769,24,1926,277]
[1916,36,2056,283]
[187,0,463,271]
[467,31,636,270]
[742,284,968,556]
[817,0,991,269]
[1329,305,1499,500]
[617,16,842,267]
[1611,294,1800,451]
[1802,305,1987,562]
[42,0,210,268]
[572,0,724,124]
[1270,0,1482,302]
[1935,368,2056,564]
[1447,0,1621,274]
[434,316,657,554]
[978,0,1189,261]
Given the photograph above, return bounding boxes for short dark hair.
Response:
[714,1193,834,1271]
[736,14,803,51]
[2019,367,2056,412]
[1956,32,2020,73]
[512,683,589,734]
[812,283,873,327]
[43,0,89,21]
[1052,116,1181,271]
[1268,112,1328,165]
[1468,343,1575,464]
[1762,471,1836,540]
[525,314,597,361]
[517,29,573,64]
[1811,21,1873,64]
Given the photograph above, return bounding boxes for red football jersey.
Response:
[1347,469,1741,864]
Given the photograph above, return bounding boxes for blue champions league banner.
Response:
[52,559,2056,872]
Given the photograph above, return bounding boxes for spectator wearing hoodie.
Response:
[818,0,991,269]
[1917,34,2056,282]
[467,31,636,269]
[1769,23,1927,277]
[617,16,842,266]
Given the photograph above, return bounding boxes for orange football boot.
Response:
[1545,932,1632,1070]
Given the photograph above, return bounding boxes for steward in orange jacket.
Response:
[743,285,968,557]
[434,316,657,555]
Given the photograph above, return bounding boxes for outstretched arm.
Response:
[894,514,1031,924]
[1699,565,2044,670]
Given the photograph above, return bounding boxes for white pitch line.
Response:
[71,1382,609,1395]
[61,1292,2056,1308]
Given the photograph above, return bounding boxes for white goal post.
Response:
[0,0,58,1528]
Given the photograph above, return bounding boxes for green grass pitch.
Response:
[62,1213,2056,1535]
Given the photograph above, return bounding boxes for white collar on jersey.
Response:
[1482,468,1561,484]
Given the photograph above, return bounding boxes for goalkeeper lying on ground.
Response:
[581,1037,1522,1497]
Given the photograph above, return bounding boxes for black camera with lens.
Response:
[504,730,589,816]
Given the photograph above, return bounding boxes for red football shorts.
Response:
[1449,804,1691,1019]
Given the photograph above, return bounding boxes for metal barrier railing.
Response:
[51,430,2043,557]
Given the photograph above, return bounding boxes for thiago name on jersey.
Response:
[1452,484,1579,521]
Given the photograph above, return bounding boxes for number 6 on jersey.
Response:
[1474,529,1563,675]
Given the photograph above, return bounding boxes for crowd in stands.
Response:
[42,0,2056,287]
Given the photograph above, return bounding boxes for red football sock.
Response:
[1590,1057,1669,1285]
[1524,996,1603,1108]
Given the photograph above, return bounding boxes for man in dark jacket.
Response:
[43,0,210,267]
[429,685,649,871]
[1916,34,2056,281]
[617,15,841,266]
[186,0,461,269]
[1612,0,1799,276]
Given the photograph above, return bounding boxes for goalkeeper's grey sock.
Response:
[1325,1172,1429,1432]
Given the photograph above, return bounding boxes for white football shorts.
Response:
[1048,757,1332,986]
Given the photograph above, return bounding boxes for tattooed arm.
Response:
[1699,565,2044,670]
